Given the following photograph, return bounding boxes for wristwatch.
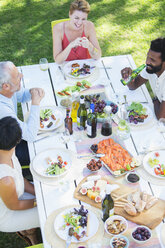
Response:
[152,96,158,102]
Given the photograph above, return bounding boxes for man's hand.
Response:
[30,88,45,105]
[121,67,132,80]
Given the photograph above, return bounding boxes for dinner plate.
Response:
[143,150,165,179]
[32,148,72,178]
[127,104,153,126]
[54,207,99,243]
[39,106,64,131]
[63,60,96,79]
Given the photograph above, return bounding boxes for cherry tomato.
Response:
[154,168,160,175]
[155,152,160,157]
[64,161,68,165]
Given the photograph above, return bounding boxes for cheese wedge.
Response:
[95,179,107,192]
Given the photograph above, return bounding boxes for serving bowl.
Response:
[104,215,128,236]
[131,225,152,244]
[110,235,129,248]
[125,172,140,184]
[86,158,102,172]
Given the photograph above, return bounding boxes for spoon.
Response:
[77,153,105,159]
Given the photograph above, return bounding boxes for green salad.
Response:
[40,108,52,120]
[57,80,91,97]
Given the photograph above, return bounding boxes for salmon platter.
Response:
[90,138,141,177]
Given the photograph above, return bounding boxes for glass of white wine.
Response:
[39,58,49,71]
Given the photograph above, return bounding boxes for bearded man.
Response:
[121,38,165,119]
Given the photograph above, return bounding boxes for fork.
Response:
[65,234,72,248]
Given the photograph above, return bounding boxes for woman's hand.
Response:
[69,37,83,49]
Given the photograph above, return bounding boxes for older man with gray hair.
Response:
[0,61,45,168]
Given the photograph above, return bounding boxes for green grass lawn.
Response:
[0,0,164,246]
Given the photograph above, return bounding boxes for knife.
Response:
[58,66,67,80]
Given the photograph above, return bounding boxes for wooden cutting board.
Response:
[74,175,165,229]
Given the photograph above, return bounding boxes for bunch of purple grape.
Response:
[128,111,144,124]
[110,102,118,114]
[132,227,151,241]
[93,99,106,113]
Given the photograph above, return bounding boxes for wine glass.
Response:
[39,58,49,71]
[60,129,70,145]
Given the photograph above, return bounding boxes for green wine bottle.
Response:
[87,103,97,138]
[77,95,87,130]
[121,64,146,86]
[102,185,114,222]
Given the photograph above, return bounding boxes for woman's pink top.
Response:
[62,23,91,61]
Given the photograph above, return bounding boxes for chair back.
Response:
[26,244,43,248]
[51,18,70,34]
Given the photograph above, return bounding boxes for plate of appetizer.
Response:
[143,150,165,179]
[75,175,119,208]
[90,138,141,177]
[54,205,99,243]
[32,148,72,178]
[127,102,153,125]
[63,60,96,79]
[57,80,91,98]
[39,106,63,131]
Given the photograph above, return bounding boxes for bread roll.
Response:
[141,191,148,202]
[135,199,146,212]
[145,196,158,210]
[124,202,137,216]
[132,191,141,203]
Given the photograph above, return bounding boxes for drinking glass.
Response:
[157,118,165,133]
[39,58,49,71]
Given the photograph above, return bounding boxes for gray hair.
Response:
[0,61,14,90]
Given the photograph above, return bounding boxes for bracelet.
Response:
[92,47,98,54]
[33,199,37,207]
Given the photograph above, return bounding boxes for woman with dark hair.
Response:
[53,0,101,64]
[0,117,40,245]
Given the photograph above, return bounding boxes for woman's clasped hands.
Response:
[70,37,90,49]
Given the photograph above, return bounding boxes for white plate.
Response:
[128,104,153,126]
[143,150,165,179]
[32,148,72,178]
[63,60,96,79]
[54,207,99,243]
[39,106,64,131]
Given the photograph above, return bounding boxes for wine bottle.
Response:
[101,106,112,136]
[121,64,146,86]
[64,108,73,134]
[87,103,97,138]
[71,93,79,123]
[77,95,87,130]
[102,184,114,222]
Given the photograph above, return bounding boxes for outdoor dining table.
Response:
[19,55,165,248]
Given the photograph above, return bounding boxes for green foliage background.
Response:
[0,0,164,247]
[0,0,164,67]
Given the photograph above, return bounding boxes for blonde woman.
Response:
[53,0,101,64]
